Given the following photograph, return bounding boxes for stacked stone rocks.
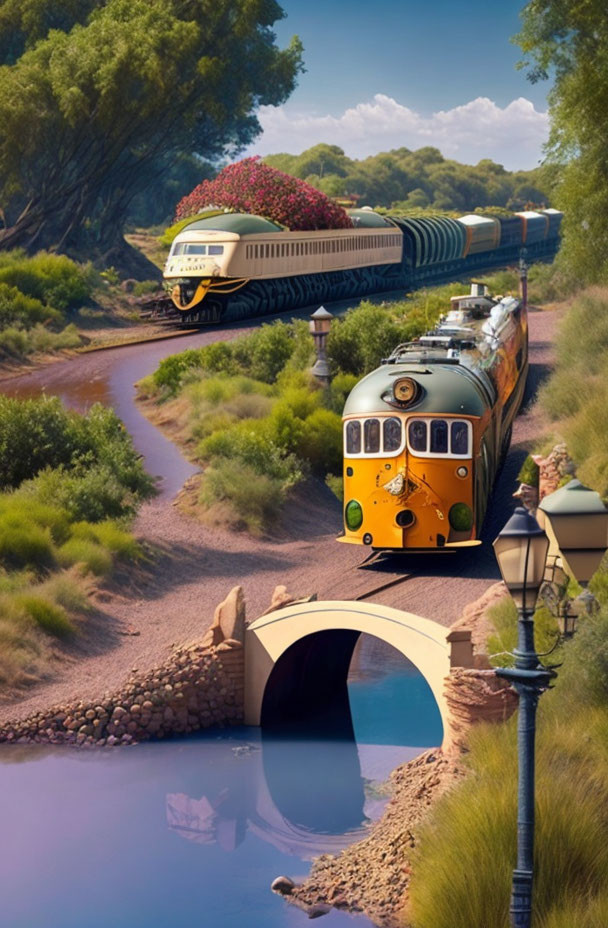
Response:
[0,586,248,747]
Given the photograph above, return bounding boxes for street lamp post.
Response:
[309,306,333,385]
[493,508,555,928]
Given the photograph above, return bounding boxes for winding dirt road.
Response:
[0,304,561,721]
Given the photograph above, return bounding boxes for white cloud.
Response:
[246,94,549,171]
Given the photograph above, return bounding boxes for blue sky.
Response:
[246,0,551,170]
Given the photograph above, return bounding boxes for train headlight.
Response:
[393,377,418,406]
[456,466,469,478]
[449,503,474,532]
[345,500,363,531]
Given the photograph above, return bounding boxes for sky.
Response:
[245,0,551,171]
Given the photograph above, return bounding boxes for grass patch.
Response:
[0,395,152,690]
[409,596,608,928]
[16,595,75,638]
[539,288,608,496]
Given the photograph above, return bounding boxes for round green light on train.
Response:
[345,500,363,531]
[449,502,473,532]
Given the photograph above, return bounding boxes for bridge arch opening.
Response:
[245,600,461,747]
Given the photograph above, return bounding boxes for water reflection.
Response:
[0,655,442,928]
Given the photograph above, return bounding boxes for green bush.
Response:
[16,595,75,638]
[0,522,55,571]
[57,538,113,576]
[0,396,155,502]
[20,464,146,522]
[0,250,94,311]
[198,459,286,535]
[0,283,62,329]
[69,521,142,560]
[297,408,343,476]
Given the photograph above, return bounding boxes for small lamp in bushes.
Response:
[310,306,333,385]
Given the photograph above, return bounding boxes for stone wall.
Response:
[0,586,249,747]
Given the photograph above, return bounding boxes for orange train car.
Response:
[339,284,528,551]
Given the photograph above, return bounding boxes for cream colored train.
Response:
[154,208,562,324]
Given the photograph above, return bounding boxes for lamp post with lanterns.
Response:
[309,306,333,385]
[493,507,555,928]
[493,482,608,928]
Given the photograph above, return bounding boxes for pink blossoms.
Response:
[175,157,353,231]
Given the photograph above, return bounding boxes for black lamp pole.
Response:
[493,508,555,928]
[497,612,555,926]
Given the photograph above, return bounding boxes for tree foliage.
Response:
[264,142,553,213]
[176,157,352,230]
[0,0,303,269]
[515,0,608,282]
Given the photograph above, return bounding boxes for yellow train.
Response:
[339,284,528,551]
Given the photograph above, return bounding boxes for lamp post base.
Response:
[510,868,533,927]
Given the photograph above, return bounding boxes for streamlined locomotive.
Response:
[339,284,527,550]
[152,207,561,325]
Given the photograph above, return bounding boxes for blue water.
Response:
[0,645,442,928]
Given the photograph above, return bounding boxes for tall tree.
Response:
[0,0,302,272]
[516,0,608,281]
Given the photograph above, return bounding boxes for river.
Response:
[0,644,442,928]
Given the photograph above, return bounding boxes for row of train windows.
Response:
[345,417,472,457]
[172,243,225,256]
[244,234,401,261]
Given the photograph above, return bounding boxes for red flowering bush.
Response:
[175,157,353,231]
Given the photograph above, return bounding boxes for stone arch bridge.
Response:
[243,598,476,747]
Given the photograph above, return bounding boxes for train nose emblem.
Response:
[383,473,405,496]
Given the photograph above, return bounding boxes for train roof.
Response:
[343,359,495,418]
[347,208,393,228]
[181,213,283,235]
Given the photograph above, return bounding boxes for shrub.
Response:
[20,464,145,522]
[0,251,95,311]
[0,396,155,503]
[57,538,113,576]
[326,372,359,414]
[0,283,62,328]
[16,595,75,638]
[0,522,55,571]
[198,459,286,535]
[69,521,142,560]
[176,158,352,231]
[296,408,343,476]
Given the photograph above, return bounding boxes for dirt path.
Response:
[0,304,562,723]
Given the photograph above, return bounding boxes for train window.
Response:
[184,244,206,255]
[451,421,469,455]
[208,245,224,255]
[430,419,448,453]
[383,417,402,452]
[408,420,427,453]
[364,419,381,453]
[346,421,361,454]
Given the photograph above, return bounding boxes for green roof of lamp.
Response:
[538,478,608,585]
